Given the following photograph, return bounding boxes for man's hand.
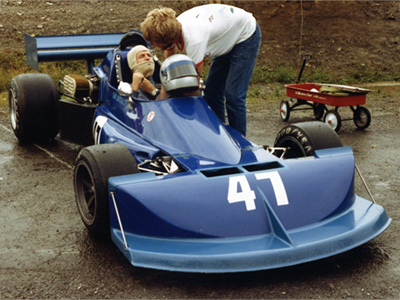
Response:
[131,72,145,92]
[132,72,158,96]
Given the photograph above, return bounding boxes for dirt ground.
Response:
[0,84,399,299]
[1,0,400,75]
[0,0,400,299]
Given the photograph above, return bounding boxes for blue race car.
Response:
[9,31,391,273]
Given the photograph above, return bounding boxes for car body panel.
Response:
[21,31,390,273]
[94,97,242,166]
[108,195,389,273]
[89,40,390,273]
[108,147,355,238]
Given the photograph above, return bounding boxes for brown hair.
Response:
[140,7,181,44]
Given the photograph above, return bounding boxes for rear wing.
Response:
[25,30,146,73]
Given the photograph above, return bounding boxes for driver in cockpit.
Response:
[127,45,159,100]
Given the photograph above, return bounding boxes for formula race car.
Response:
[8,31,391,273]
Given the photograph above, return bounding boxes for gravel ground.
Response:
[0,84,399,299]
[1,0,399,298]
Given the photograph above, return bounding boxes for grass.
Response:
[1,49,399,109]
[0,50,90,108]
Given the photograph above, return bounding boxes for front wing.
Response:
[109,196,389,273]
[106,147,391,273]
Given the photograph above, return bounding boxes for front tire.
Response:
[9,73,59,144]
[74,144,139,237]
[274,121,343,158]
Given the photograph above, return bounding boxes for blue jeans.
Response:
[204,23,261,136]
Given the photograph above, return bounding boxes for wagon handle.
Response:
[296,53,312,84]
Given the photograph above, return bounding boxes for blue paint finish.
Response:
[109,196,390,273]
[92,45,390,271]
[37,31,390,272]
[25,30,145,73]
[96,96,243,166]
[108,150,356,239]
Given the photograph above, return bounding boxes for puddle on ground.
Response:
[0,140,15,166]
[0,140,14,152]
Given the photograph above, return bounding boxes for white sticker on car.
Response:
[147,111,155,122]
[228,175,256,211]
[227,171,288,211]
[93,116,108,145]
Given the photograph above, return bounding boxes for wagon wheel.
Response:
[313,103,326,120]
[353,106,371,129]
[279,100,290,122]
[324,110,341,132]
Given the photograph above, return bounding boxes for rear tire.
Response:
[274,121,343,158]
[9,73,59,144]
[74,144,139,237]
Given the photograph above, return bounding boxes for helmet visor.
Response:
[162,60,198,80]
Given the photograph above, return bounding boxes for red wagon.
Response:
[280,83,372,132]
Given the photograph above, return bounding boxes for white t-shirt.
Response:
[177,4,256,65]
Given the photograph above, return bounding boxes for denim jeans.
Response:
[204,22,261,136]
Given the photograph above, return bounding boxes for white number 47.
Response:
[227,171,289,211]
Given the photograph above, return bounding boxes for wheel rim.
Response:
[75,161,97,225]
[325,112,339,130]
[278,137,307,158]
[280,102,288,120]
[9,89,18,130]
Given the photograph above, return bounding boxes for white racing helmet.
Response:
[160,54,199,95]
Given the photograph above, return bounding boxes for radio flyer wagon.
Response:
[279,56,372,132]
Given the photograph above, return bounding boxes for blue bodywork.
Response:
[29,32,390,272]
[88,47,390,272]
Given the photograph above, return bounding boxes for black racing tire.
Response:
[274,121,343,158]
[324,110,342,132]
[9,73,59,144]
[313,103,326,120]
[280,100,290,122]
[353,106,371,129]
[74,143,139,237]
